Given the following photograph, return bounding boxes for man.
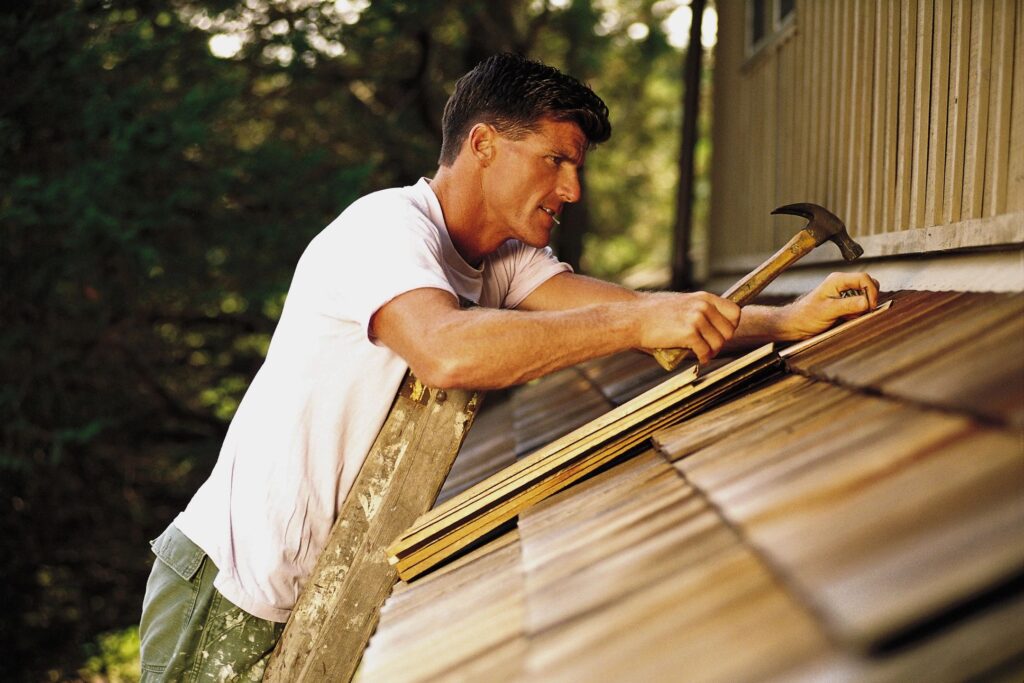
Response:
[139,53,878,680]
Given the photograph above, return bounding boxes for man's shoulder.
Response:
[343,181,432,221]
[324,181,438,240]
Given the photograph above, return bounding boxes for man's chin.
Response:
[523,231,552,249]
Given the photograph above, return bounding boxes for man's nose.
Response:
[558,166,582,204]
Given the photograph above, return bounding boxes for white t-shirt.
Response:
[174,178,570,622]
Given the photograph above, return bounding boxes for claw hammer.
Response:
[653,202,864,372]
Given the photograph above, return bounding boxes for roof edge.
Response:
[706,248,1024,296]
[712,211,1024,271]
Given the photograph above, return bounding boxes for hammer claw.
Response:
[772,202,863,261]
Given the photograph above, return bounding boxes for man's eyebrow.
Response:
[549,145,585,164]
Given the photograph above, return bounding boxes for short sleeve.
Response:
[298,194,458,337]
[482,242,573,309]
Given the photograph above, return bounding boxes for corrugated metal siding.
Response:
[710,0,1023,270]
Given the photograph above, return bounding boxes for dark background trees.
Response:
[1,1,711,679]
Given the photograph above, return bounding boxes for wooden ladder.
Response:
[264,371,482,682]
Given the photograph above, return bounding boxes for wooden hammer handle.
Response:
[652,230,818,371]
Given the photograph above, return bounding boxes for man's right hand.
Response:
[634,291,741,365]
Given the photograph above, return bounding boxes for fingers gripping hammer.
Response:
[652,202,864,372]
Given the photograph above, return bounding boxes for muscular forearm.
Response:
[729,305,799,347]
[374,284,740,390]
[423,302,643,389]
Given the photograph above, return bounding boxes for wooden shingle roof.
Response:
[356,290,1024,682]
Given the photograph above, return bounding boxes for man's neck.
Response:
[429,165,499,267]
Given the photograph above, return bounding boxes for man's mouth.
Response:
[540,207,561,225]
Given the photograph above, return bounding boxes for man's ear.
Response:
[467,123,498,166]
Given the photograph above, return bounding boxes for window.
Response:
[749,0,768,49]
[747,0,797,58]
[778,0,795,26]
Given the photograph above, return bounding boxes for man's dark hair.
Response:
[438,53,611,166]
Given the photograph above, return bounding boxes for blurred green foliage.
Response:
[79,627,140,683]
[2,0,705,678]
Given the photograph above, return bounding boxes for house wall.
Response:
[709,0,1023,279]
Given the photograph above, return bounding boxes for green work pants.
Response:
[139,525,285,682]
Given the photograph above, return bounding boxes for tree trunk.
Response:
[671,0,708,292]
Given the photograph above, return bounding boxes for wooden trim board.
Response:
[713,211,1024,275]
[707,248,1024,297]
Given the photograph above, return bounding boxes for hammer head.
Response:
[771,202,863,261]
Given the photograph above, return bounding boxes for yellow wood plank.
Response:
[869,0,890,235]
[962,0,994,218]
[926,0,953,226]
[834,0,855,216]
[810,0,827,204]
[798,1,814,201]
[763,52,777,251]
[881,0,901,233]
[909,0,935,228]
[895,0,919,230]
[740,60,754,252]
[775,36,796,247]
[709,0,745,267]
[790,12,803,203]
[822,0,836,206]
[778,32,795,216]
[397,351,769,540]
[846,0,874,235]
[842,0,860,228]
[978,0,1019,216]
[983,0,1016,216]
[858,0,876,234]
[943,0,974,224]
[1010,0,1024,212]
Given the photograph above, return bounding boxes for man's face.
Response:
[483,118,588,249]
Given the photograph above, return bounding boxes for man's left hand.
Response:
[775,272,881,340]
